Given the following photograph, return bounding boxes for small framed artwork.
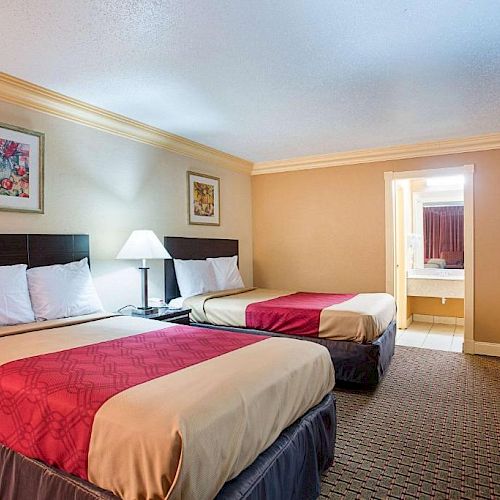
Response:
[187,171,220,226]
[0,122,44,213]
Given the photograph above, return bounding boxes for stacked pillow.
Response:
[0,264,36,325]
[0,258,103,326]
[27,258,103,321]
[208,256,244,291]
[174,255,244,299]
[173,259,218,298]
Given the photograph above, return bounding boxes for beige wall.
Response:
[252,150,500,344]
[0,101,253,311]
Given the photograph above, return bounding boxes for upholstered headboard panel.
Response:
[164,236,239,302]
[0,234,90,268]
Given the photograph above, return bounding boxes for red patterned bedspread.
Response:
[0,325,263,480]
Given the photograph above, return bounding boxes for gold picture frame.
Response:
[187,171,220,226]
[0,122,44,213]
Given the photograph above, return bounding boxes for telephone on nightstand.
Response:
[149,297,168,308]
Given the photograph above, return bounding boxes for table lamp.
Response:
[116,230,171,315]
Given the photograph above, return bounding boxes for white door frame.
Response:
[384,165,475,354]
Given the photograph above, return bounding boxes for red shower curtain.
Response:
[423,206,464,262]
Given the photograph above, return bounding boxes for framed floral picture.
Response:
[0,122,44,213]
[187,171,220,226]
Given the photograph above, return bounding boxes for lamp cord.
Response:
[116,304,138,313]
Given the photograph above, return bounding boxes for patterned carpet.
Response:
[321,346,500,499]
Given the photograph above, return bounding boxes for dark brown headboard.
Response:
[0,234,90,268]
[164,236,239,301]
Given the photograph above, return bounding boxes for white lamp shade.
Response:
[116,230,171,260]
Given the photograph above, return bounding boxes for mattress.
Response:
[184,288,396,343]
[0,314,334,500]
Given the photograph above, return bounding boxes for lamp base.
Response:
[131,307,159,317]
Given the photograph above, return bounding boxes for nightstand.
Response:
[121,307,191,325]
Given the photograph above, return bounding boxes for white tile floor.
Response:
[396,322,464,352]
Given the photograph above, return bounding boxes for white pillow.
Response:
[27,258,103,321]
[208,256,244,291]
[0,264,36,325]
[173,259,218,298]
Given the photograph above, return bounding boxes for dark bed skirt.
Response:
[192,321,397,387]
[0,394,336,500]
[217,393,336,500]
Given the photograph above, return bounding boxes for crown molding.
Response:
[0,72,253,174]
[3,72,499,177]
[252,133,500,175]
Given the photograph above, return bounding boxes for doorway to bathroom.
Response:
[385,166,474,353]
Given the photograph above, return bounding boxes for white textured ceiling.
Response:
[1,1,499,162]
